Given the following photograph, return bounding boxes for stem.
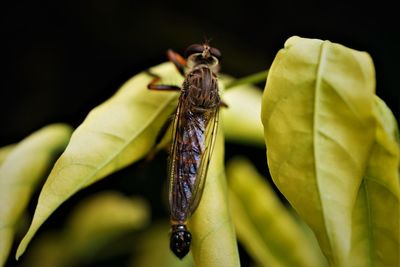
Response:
[225,70,268,89]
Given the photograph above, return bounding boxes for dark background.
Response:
[1,1,399,266]
[1,0,399,145]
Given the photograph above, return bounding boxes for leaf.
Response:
[20,231,66,267]
[129,222,194,267]
[262,36,377,266]
[189,129,241,267]
[224,71,267,90]
[348,97,400,267]
[22,191,149,267]
[227,157,328,267]
[222,84,265,146]
[0,124,72,267]
[0,144,16,165]
[16,62,182,259]
[147,120,174,158]
[63,191,149,262]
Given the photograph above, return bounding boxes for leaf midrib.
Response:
[47,89,177,200]
[80,91,177,183]
[313,40,336,263]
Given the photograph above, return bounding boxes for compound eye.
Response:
[210,47,222,60]
[184,44,204,57]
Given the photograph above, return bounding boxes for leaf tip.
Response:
[15,223,39,261]
[15,243,25,261]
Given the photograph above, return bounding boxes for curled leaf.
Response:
[262,36,377,266]
[227,157,327,267]
[16,63,182,259]
[348,97,400,267]
[0,124,72,266]
[189,129,240,267]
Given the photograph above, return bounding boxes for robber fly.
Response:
[148,43,222,259]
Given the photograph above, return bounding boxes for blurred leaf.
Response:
[130,222,194,267]
[227,157,328,267]
[222,84,265,146]
[224,71,267,90]
[63,191,150,263]
[262,36,377,266]
[22,191,149,267]
[20,231,66,267]
[348,97,400,267]
[189,129,241,267]
[0,124,72,267]
[16,63,182,258]
[0,144,16,164]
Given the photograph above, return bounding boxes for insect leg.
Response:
[167,49,186,76]
[220,101,229,108]
[146,71,181,91]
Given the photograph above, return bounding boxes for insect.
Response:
[148,43,222,259]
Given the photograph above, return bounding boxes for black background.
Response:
[1,1,399,266]
[1,0,399,145]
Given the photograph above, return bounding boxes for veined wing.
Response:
[168,102,219,223]
[187,108,219,214]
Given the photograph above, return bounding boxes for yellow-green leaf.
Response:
[63,191,149,262]
[16,62,182,259]
[129,222,194,267]
[222,84,264,146]
[189,129,240,267]
[148,121,173,157]
[262,36,377,266]
[0,144,16,165]
[348,97,400,267]
[0,124,72,267]
[22,191,149,267]
[227,157,328,267]
[20,231,66,267]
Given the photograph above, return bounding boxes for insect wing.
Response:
[188,108,219,214]
[168,102,219,222]
[168,100,188,222]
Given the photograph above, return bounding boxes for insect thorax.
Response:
[182,65,220,110]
